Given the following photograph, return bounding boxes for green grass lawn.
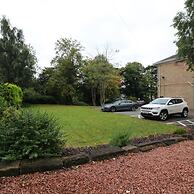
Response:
[27,105,181,147]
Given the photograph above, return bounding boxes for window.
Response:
[168,99,176,105]
[175,99,183,104]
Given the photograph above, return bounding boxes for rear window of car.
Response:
[175,99,183,104]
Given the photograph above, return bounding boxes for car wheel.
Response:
[131,106,136,111]
[159,110,168,121]
[181,108,188,118]
[110,106,116,112]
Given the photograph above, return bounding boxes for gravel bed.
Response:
[62,133,189,157]
[1,141,194,194]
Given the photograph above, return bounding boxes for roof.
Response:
[153,54,183,65]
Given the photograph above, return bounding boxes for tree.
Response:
[0,16,37,88]
[36,67,55,95]
[49,38,83,104]
[173,0,194,70]
[143,65,157,100]
[83,55,121,105]
[121,62,144,99]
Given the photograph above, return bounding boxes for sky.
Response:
[0,0,185,68]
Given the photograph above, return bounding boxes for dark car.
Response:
[101,100,138,112]
[136,100,146,107]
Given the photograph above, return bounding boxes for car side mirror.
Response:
[168,102,173,105]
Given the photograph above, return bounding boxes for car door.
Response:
[167,99,178,114]
[125,100,133,110]
[175,99,184,113]
[119,100,127,111]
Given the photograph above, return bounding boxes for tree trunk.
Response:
[99,82,106,106]
[91,87,96,106]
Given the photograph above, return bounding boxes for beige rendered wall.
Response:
[157,61,194,109]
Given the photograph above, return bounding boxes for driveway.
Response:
[115,109,194,128]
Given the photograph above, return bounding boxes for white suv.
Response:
[140,97,189,121]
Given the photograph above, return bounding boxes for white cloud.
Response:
[0,0,185,68]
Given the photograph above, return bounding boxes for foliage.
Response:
[128,96,137,102]
[0,96,7,116]
[121,62,145,98]
[83,55,121,105]
[121,63,157,101]
[36,67,55,95]
[110,132,130,147]
[0,83,23,108]
[23,87,56,104]
[0,16,37,88]
[0,109,65,161]
[143,65,157,101]
[45,38,83,104]
[173,128,187,135]
[173,0,194,70]
[28,105,181,147]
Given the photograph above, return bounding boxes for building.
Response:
[154,55,194,109]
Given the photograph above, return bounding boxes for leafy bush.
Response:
[0,109,66,161]
[0,83,23,108]
[110,132,130,147]
[73,101,89,106]
[173,128,187,135]
[128,96,137,102]
[0,96,7,116]
[23,88,56,104]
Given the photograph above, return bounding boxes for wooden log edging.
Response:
[0,134,193,178]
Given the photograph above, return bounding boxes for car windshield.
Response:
[150,98,169,105]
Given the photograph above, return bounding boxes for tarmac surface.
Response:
[114,108,194,128]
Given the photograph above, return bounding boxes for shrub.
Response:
[73,101,89,106]
[23,88,56,104]
[0,83,23,108]
[128,96,137,102]
[110,132,131,147]
[173,128,187,135]
[0,96,7,116]
[0,109,66,161]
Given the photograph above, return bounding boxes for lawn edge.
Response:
[0,134,193,178]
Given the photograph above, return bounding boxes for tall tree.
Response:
[173,0,194,70]
[49,38,83,104]
[83,55,121,105]
[36,67,55,95]
[143,65,157,100]
[121,62,144,99]
[0,16,37,88]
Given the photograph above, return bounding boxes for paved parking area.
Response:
[115,109,194,128]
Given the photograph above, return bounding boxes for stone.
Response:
[89,145,125,161]
[20,157,63,174]
[122,145,139,153]
[0,160,20,177]
[139,145,157,152]
[137,140,164,147]
[162,137,187,146]
[62,153,89,168]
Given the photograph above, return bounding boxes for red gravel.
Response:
[0,141,194,194]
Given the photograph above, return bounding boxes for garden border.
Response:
[0,134,193,178]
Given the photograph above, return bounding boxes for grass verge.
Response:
[27,105,182,147]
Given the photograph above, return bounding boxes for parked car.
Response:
[140,97,189,121]
[101,100,138,112]
[136,99,146,107]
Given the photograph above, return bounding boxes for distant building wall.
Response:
[157,61,194,109]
